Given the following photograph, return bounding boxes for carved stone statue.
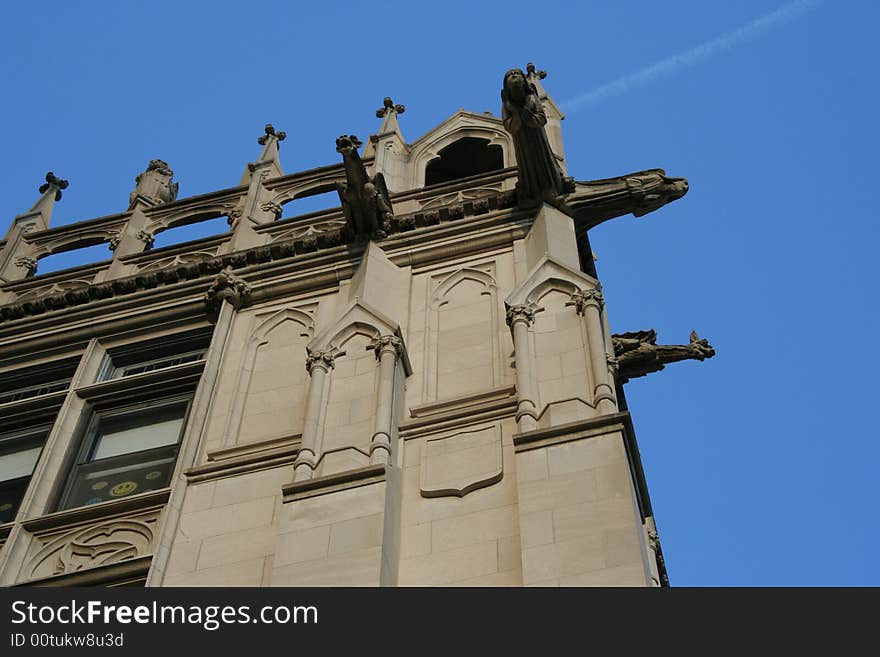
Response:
[569,169,689,231]
[335,135,393,241]
[129,159,179,209]
[612,329,715,383]
[501,68,574,208]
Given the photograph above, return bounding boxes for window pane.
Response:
[0,479,29,523]
[0,446,41,482]
[63,453,176,509]
[93,415,184,460]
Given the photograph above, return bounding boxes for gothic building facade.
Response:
[0,65,712,587]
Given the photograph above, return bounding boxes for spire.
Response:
[0,172,68,282]
[7,172,68,238]
[240,123,286,185]
[364,97,406,158]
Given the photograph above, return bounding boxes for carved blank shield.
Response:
[419,425,503,498]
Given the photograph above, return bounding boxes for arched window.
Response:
[424,138,504,186]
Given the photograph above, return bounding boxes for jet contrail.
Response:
[563,0,821,112]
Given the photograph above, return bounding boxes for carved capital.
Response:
[505,304,536,327]
[135,230,155,249]
[371,334,403,360]
[204,267,251,313]
[14,256,38,274]
[305,349,337,374]
[568,288,604,315]
[258,124,286,145]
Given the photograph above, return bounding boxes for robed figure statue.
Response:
[501,68,573,208]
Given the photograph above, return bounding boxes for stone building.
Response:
[0,65,713,587]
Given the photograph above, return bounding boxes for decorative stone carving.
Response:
[14,256,38,275]
[505,303,537,327]
[305,348,338,374]
[226,207,243,229]
[501,68,574,208]
[335,135,394,240]
[135,230,155,249]
[606,354,620,376]
[370,334,403,360]
[419,425,503,498]
[418,185,503,211]
[525,62,547,82]
[612,329,716,383]
[108,233,122,251]
[135,249,220,274]
[569,168,689,230]
[204,266,251,312]
[258,123,286,145]
[39,172,69,200]
[376,97,405,118]
[129,160,178,208]
[24,509,160,582]
[260,201,283,220]
[625,172,689,217]
[568,288,604,314]
[14,278,93,302]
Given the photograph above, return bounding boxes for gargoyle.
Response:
[568,169,689,231]
[612,329,715,383]
[335,135,393,241]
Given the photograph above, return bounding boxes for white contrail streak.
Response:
[563,0,821,112]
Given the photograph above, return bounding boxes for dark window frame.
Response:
[56,394,193,512]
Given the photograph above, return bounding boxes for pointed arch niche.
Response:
[424,264,502,402]
[220,305,316,448]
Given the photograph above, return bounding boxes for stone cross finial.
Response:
[376,97,405,119]
[39,172,69,201]
[525,62,547,80]
[258,124,286,145]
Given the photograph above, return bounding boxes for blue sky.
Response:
[1,1,877,585]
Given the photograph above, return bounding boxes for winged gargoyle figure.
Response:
[335,134,394,241]
[612,329,715,383]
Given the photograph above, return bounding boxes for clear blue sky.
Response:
[1,1,877,585]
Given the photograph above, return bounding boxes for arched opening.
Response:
[280,185,340,220]
[424,138,504,187]
[151,213,230,250]
[35,243,113,276]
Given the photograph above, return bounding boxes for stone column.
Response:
[370,335,402,466]
[506,304,539,432]
[293,349,336,481]
[571,288,616,415]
